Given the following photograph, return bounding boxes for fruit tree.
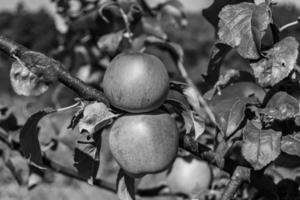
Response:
[0,0,300,200]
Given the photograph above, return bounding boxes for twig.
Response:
[177,61,217,126]
[220,166,250,200]
[279,17,300,32]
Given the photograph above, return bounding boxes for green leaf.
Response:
[260,92,299,121]
[78,102,118,134]
[203,43,232,87]
[218,3,272,59]
[74,130,101,182]
[250,37,299,87]
[117,169,136,200]
[212,97,246,138]
[242,121,281,170]
[20,108,55,169]
[281,133,300,157]
[202,0,254,31]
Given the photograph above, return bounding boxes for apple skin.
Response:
[102,52,169,113]
[109,110,179,178]
[166,156,212,197]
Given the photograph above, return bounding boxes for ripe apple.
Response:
[166,156,212,197]
[109,110,179,178]
[102,52,169,113]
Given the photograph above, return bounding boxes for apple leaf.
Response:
[202,0,254,31]
[203,43,232,87]
[0,106,20,132]
[78,102,119,135]
[117,169,136,200]
[142,18,168,40]
[74,130,101,182]
[212,97,246,138]
[218,2,272,59]
[10,61,49,96]
[250,37,299,87]
[242,121,281,170]
[97,30,124,56]
[259,92,299,121]
[20,108,56,169]
[281,133,300,157]
[165,98,205,139]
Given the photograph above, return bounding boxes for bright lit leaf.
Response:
[218,3,272,59]
[242,121,281,170]
[250,37,299,86]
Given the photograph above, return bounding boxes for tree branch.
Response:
[0,35,109,105]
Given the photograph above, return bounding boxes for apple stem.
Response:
[220,166,251,200]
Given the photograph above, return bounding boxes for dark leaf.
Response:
[242,121,281,170]
[20,108,55,168]
[68,108,84,129]
[250,37,299,87]
[74,130,101,181]
[0,106,20,131]
[218,3,272,59]
[260,92,299,121]
[166,98,205,139]
[203,43,232,87]
[202,0,254,31]
[281,133,300,157]
[117,169,136,200]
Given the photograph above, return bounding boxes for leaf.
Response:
[117,169,136,200]
[212,97,246,138]
[74,131,101,181]
[218,3,272,59]
[20,51,58,83]
[165,98,205,139]
[242,121,281,170]
[203,43,232,87]
[0,106,20,131]
[20,108,55,169]
[78,102,118,134]
[281,133,300,157]
[250,37,299,87]
[259,92,299,121]
[202,0,254,31]
[142,18,168,40]
[10,61,49,96]
[97,30,124,55]
[160,0,187,27]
